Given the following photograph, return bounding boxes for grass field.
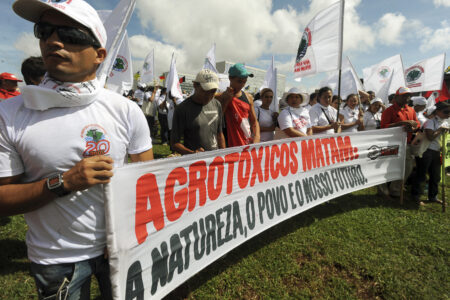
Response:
[1,144,449,299]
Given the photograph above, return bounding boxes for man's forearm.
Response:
[172,142,195,155]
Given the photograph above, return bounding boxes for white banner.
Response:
[320,56,364,99]
[140,49,155,85]
[260,56,278,111]
[294,0,344,79]
[106,33,133,95]
[105,128,406,299]
[363,54,406,96]
[203,43,218,73]
[404,53,446,93]
[97,0,136,86]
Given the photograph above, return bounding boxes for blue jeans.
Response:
[30,255,112,300]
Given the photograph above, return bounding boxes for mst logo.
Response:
[81,125,110,157]
[405,65,424,88]
[113,55,128,73]
[296,27,312,63]
[368,145,399,160]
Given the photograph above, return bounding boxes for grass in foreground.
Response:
[1,143,449,299]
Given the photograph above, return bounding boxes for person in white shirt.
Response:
[363,98,383,130]
[411,101,450,204]
[309,86,341,135]
[134,83,146,107]
[339,93,364,132]
[142,85,158,138]
[0,1,153,298]
[303,92,317,111]
[157,88,170,145]
[411,96,428,128]
[255,88,278,142]
[277,87,312,139]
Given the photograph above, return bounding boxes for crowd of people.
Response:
[0,0,448,299]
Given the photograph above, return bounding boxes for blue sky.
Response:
[1,0,449,92]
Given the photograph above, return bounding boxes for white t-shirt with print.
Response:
[277,106,311,139]
[363,111,381,131]
[255,106,275,142]
[424,116,449,151]
[340,106,360,132]
[309,103,337,135]
[0,88,152,264]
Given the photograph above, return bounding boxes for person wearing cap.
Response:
[411,96,428,127]
[217,63,260,147]
[309,86,341,135]
[21,56,46,85]
[381,87,420,198]
[0,1,154,299]
[0,72,23,100]
[171,69,225,154]
[277,87,312,139]
[411,101,450,205]
[255,88,278,142]
[339,93,364,132]
[363,98,383,130]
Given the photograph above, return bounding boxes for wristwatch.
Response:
[47,173,71,197]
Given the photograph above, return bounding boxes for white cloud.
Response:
[375,13,431,46]
[433,0,450,7]
[134,0,376,76]
[14,33,41,57]
[420,21,450,52]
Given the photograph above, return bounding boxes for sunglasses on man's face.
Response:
[34,22,100,48]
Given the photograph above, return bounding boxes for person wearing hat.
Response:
[217,63,260,147]
[0,1,154,298]
[171,69,225,154]
[309,86,341,135]
[381,87,420,198]
[411,101,450,205]
[363,98,383,131]
[276,87,312,139]
[0,72,23,100]
[411,96,428,127]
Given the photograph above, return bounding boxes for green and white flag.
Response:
[107,33,133,95]
[140,49,155,85]
[363,54,405,96]
[404,53,446,93]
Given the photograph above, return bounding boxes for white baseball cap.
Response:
[411,96,427,106]
[12,0,107,48]
[194,69,219,91]
[370,97,383,105]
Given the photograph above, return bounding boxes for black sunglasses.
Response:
[34,22,101,48]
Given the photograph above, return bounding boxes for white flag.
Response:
[294,0,344,79]
[377,70,394,106]
[97,0,136,86]
[140,49,155,84]
[166,53,183,100]
[203,43,218,73]
[320,56,364,99]
[363,54,406,96]
[106,33,133,95]
[404,53,446,93]
[260,56,278,111]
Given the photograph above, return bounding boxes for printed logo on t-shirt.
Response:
[81,124,111,157]
[293,117,308,130]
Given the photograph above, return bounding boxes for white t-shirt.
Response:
[340,106,360,132]
[417,111,427,129]
[277,106,311,139]
[0,88,152,264]
[255,106,275,142]
[167,97,184,130]
[253,100,262,108]
[142,91,154,116]
[309,103,337,135]
[363,111,381,131]
[424,116,449,151]
[157,94,168,115]
[134,89,145,106]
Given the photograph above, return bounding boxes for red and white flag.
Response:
[404,53,446,93]
[294,0,344,79]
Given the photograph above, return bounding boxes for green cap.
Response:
[228,63,254,78]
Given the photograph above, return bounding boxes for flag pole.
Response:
[335,0,345,131]
[441,132,447,212]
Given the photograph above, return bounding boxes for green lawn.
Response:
[1,145,449,299]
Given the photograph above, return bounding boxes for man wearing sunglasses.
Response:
[0,72,23,100]
[0,0,154,299]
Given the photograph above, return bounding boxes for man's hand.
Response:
[402,120,418,132]
[63,155,114,191]
[222,87,234,102]
[195,147,205,153]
